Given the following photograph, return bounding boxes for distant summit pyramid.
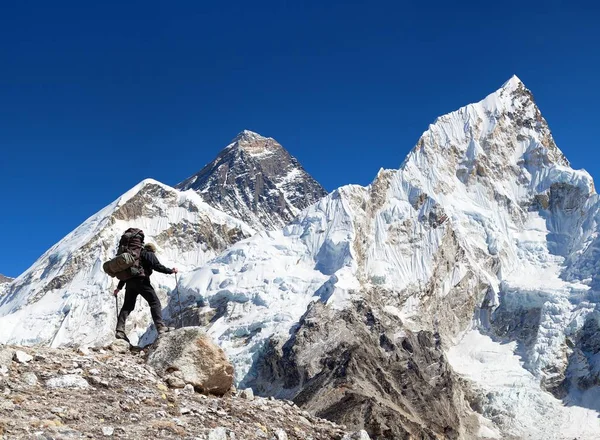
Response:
[176,130,328,230]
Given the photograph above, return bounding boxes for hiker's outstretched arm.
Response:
[147,253,174,274]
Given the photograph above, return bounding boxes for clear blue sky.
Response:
[1,1,598,277]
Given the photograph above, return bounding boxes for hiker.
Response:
[113,242,178,340]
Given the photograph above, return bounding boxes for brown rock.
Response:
[146,327,234,396]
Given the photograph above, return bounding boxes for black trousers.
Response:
[116,277,164,332]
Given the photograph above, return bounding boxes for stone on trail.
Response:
[208,427,228,440]
[13,350,33,364]
[46,374,90,389]
[342,430,371,440]
[240,388,254,401]
[146,327,234,396]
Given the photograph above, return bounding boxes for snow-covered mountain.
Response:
[176,130,328,230]
[172,76,600,438]
[3,77,600,438]
[0,179,253,347]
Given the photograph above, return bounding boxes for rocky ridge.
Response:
[0,339,368,439]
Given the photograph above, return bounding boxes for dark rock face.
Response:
[177,130,328,230]
[0,274,12,285]
[248,301,478,439]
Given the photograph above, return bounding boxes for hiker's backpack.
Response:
[102,228,146,281]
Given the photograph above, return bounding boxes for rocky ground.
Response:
[0,342,368,440]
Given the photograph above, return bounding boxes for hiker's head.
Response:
[144,243,157,253]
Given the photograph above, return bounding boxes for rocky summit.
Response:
[176,130,328,231]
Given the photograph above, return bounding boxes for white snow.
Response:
[448,330,600,439]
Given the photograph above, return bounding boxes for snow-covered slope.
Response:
[174,76,600,438]
[0,179,253,347]
[0,274,13,297]
[176,130,328,231]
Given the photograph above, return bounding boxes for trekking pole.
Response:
[175,273,183,329]
[115,291,119,323]
[112,280,119,323]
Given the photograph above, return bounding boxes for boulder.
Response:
[146,327,234,396]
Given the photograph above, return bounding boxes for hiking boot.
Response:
[157,326,175,335]
[115,330,129,341]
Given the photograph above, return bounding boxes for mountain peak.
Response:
[233,130,267,143]
[230,130,280,157]
[501,74,524,91]
[177,132,327,230]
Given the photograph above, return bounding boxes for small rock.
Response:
[0,349,13,366]
[0,365,8,376]
[174,418,187,427]
[46,374,89,389]
[240,387,254,401]
[13,350,33,364]
[180,407,191,415]
[342,431,371,440]
[22,372,38,386]
[78,346,92,356]
[274,429,288,440]
[183,384,195,394]
[298,416,311,426]
[102,426,114,436]
[166,375,186,389]
[89,368,101,376]
[110,340,130,354]
[208,427,228,440]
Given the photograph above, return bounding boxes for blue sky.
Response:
[1,1,599,277]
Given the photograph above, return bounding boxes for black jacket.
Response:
[117,249,173,289]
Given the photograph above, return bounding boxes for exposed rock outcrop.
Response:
[249,301,479,439]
